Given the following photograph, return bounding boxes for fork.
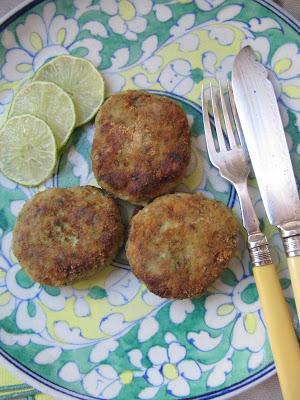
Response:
[202,81,300,400]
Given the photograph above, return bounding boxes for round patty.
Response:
[92,90,191,205]
[126,193,239,299]
[13,186,124,286]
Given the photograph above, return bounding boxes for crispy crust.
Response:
[13,186,124,286]
[92,90,191,205]
[126,193,239,299]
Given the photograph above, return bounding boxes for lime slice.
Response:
[33,55,105,127]
[9,81,75,149]
[0,115,57,186]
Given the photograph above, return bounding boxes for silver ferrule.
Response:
[282,235,300,257]
[248,232,272,267]
[279,222,300,257]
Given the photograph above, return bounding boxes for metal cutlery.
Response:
[202,81,300,400]
[232,46,300,322]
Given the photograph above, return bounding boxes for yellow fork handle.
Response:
[253,264,300,400]
[287,256,300,322]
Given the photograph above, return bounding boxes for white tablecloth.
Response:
[0,1,298,400]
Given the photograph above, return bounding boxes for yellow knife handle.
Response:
[287,256,300,322]
[253,264,300,400]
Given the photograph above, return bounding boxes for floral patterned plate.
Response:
[0,0,299,399]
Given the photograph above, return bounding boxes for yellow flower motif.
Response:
[108,0,152,41]
[0,291,12,306]
[1,2,102,82]
[274,58,291,75]
[119,0,136,20]
[243,312,257,334]
[270,43,300,112]
[143,341,201,397]
[162,363,178,380]
[120,370,134,384]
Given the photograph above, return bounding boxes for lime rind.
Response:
[33,55,105,127]
[9,81,76,150]
[0,114,57,186]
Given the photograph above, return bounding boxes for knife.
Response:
[232,46,300,322]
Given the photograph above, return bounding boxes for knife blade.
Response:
[232,46,300,228]
[232,45,300,320]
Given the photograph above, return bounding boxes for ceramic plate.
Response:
[0,0,299,399]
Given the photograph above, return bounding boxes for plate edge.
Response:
[0,350,276,400]
[255,0,300,33]
[0,0,297,398]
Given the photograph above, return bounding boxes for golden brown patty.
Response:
[13,186,124,286]
[92,90,191,205]
[126,193,239,299]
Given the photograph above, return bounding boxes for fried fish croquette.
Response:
[126,192,239,299]
[13,186,124,286]
[92,90,191,205]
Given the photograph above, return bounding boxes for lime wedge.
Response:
[9,81,75,149]
[33,55,105,127]
[0,115,57,186]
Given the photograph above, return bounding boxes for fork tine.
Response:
[227,80,244,145]
[210,83,227,151]
[218,81,237,149]
[201,85,217,163]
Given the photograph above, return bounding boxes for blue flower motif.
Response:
[1,2,102,83]
[0,232,71,333]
